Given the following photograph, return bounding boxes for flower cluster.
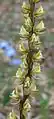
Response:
[8,0,46,119]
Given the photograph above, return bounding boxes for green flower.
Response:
[31,33,39,42]
[22,2,31,14]
[30,80,37,92]
[30,33,41,49]
[8,110,16,119]
[24,17,33,32]
[24,77,31,88]
[19,26,29,38]
[34,21,46,34]
[23,13,29,19]
[16,66,28,80]
[34,6,45,17]
[23,99,31,112]
[10,88,20,100]
[19,43,27,54]
[33,50,42,60]
[32,63,41,74]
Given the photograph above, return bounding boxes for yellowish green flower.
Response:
[30,33,41,49]
[19,26,29,38]
[31,33,39,42]
[8,110,16,119]
[19,43,27,53]
[24,17,33,32]
[23,99,31,112]
[33,50,42,60]
[36,21,45,31]
[10,88,20,100]
[34,21,46,34]
[23,13,29,19]
[24,77,31,88]
[22,2,31,14]
[30,80,37,92]
[32,63,41,74]
[34,6,45,17]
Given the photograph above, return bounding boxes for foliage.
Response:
[8,0,46,119]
